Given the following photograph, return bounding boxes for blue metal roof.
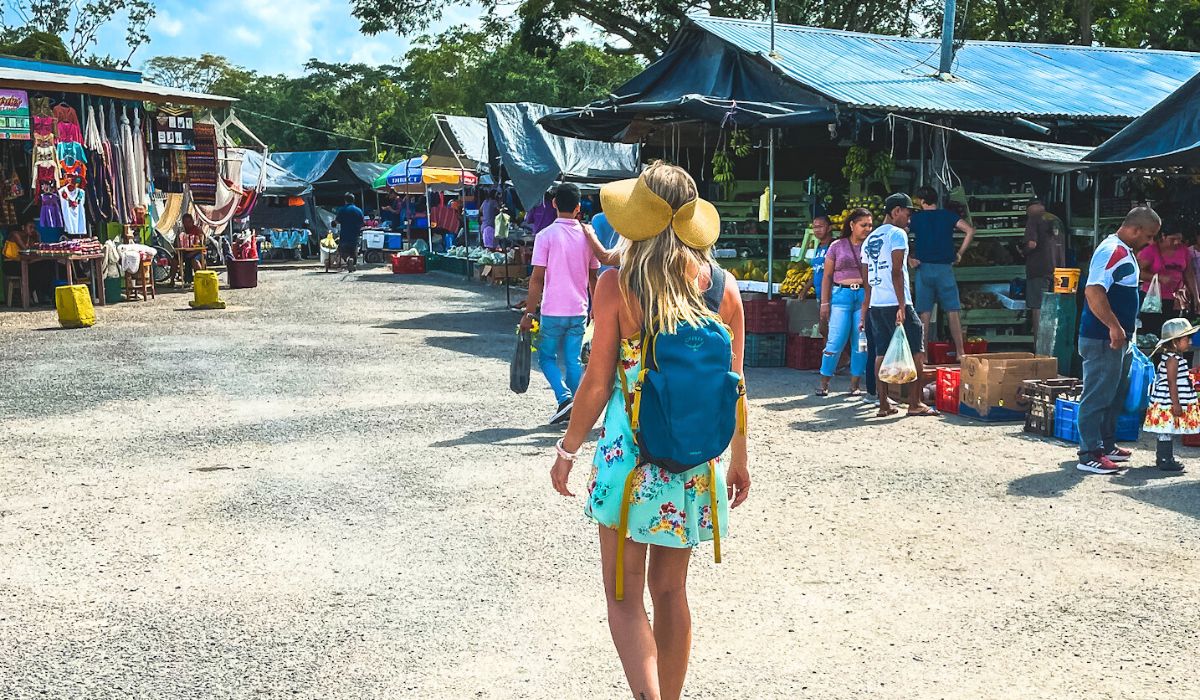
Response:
[692,16,1200,120]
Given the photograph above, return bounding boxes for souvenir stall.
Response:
[0,57,237,309]
[372,155,478,267]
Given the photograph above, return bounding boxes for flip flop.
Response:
[847,388,863,397]
[906,407,941,417]
[875,407,899,418]
[815,388,830,397]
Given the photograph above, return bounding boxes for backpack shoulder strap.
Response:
[703,263,726,314]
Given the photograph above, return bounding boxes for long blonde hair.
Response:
[618,161,718,334]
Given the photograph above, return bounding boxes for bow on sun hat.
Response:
[600,173,720,249]
[1156,317,1200,350]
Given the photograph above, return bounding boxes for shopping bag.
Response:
[1123,345,1155,413]
[510,327,532,394]
[879,325,918,384]
[1140,274,1162,314]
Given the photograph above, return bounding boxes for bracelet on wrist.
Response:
[555,438,578,462]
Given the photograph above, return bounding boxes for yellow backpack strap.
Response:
[614,466,640,602]
[629,332,651,431]
[736,379,748,436]
[708,460,722,564]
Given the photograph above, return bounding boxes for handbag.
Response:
[3,239,18,260]
[510,326,532,394]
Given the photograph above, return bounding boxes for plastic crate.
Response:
[744,298,789,333]
[1183,433,1200,448]
[1054,397,1141,444]
[1020,378,1082,436]
[384,234,404,250]
[935,367,961,414]
[785,334,823,370]
[928,342,956,365]
[391,254,426,274]
[745,332,787,368]
[963,340,989,356]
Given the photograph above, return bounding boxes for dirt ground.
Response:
[1,267,1198,699]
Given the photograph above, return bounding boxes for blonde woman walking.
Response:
[550,161,751,700]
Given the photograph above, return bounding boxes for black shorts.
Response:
[338,239,359,258]
[868,304,925,357]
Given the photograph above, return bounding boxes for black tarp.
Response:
[486,102,641,210]
[539,24,835,142]
[1087,70,1200,167]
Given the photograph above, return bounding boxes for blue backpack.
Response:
[613,263,747,600]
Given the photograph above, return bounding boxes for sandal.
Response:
[875,407,899,418]
[906,407,941,417]
[815,387,830,397]
[847,387,863,397]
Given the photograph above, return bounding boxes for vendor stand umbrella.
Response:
[374,156,479,250]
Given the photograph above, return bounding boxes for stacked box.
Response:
[745,332,787,368]
[744,298,788,333]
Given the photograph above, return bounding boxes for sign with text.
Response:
[0,89,31,140]
[155,108,195,150]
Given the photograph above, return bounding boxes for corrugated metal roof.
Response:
[0,63,235,106]
[692,16,1200,120]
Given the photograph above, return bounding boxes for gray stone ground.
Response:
[1,267,1199,699]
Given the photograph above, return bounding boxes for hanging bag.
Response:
[510,325,532,394]
[1124,346,1155,414]
[1141,274,1162,314]
[879,325,918,384]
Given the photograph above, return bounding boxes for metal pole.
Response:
[1092,173,1101,247]
[939,0,958,75]
[767,128,776,300]
[770,0,776,53]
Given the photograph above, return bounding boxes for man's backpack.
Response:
[613,263,747,600]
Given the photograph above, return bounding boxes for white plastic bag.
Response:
[879,325,918,385]
[1141,274,1162,314]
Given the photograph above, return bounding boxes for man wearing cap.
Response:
[1075,206,1161,473]
[520,183,600,425]
[860,193,937,417]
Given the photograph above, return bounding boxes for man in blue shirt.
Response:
[909,186,975,361]
[1074,206,1159,474]
[335,192,365,273]
[588,212,620,272]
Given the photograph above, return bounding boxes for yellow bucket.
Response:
[55,284,95,328]
[1053,268,1080,294]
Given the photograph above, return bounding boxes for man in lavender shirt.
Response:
[520,183,600,424]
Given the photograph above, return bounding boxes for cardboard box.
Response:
[959,352,1059,419]
[482,264,527,281]
[786,299,820,334]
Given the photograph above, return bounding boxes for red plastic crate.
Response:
[936,367,961,414]
[1184,433,1200,448]
[786,334,823,370]
[927,341,956,365]
[963,340,988,356]
[744,298,789,333]
[391,254,425,274]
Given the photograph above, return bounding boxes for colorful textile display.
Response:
[187,123,218,205]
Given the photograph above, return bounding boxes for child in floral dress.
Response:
[1144,318,1200,471]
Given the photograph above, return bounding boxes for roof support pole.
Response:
[767,127,776,300]
[1093,175,1100,247]
[939,0,957,76]
[769,0,776,54]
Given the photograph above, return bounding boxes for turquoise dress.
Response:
[585,334,730,548]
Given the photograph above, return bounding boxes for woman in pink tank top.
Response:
[816,208,873,396]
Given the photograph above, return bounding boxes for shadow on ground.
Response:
[430,425,562,449]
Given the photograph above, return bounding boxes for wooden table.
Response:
[19,252,104,310]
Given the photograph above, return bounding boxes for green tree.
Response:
[0,0,155,67]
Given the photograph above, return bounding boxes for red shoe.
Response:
[1104,446,1132,463]
[1077,453,1122,474]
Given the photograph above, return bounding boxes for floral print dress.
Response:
[585,335,730,548]
[1144,351,1200,434]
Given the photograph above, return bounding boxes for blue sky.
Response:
[92,0,491,76]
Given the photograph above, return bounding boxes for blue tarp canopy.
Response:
[239,149,311,196]
[270,151,341,184]
[1087,70,1200,167]
[487,102,641,209]
[539,26,836,141]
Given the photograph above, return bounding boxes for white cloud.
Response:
[349,40,396,65]
[232,25,263,47]
[152,10,184,38]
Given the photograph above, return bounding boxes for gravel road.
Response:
[2,268,1199,699]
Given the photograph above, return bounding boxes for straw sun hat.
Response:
[1156,317,1200,349]
[599,174,720,249]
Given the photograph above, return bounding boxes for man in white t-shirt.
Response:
[861,193,937,418]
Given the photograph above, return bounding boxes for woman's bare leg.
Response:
[647,545,693,700]
[599,525,660,699]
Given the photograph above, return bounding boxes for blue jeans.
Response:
[537,315,586,403]
[1077,337,1133,457]
[914,263,962,314]
[820,286,868,378]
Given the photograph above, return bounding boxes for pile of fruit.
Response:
[829,195,885,229]
[779,264,813,297]
[727,259,803,285]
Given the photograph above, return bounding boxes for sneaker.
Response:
[1076,453,1123,474]
[549,399,574,425]
[1104,446,1132,463]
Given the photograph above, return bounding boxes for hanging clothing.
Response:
[39,190,63,228]
[58,186,86,235]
